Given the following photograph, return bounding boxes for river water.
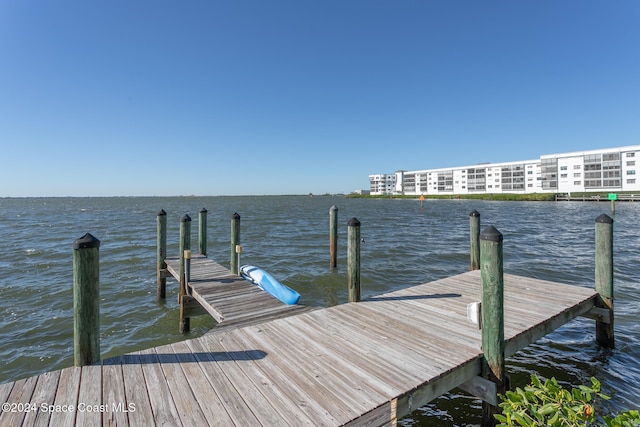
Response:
[0,196,638,425]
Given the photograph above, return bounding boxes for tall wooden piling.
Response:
[73,233,101,367]
[595,213,614,348]
[230,213,241,275]
[156,209,167,299]
[329,205,338,270]
[199,208,207,256]
[469,210,480,271]
[347,217,361,302]
[480,225,505,427]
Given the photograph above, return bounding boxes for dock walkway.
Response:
[164,254,313,329]
[0,269,599,426]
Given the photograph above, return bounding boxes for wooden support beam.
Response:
[180,295,208,318]
[458,376,498,406]
[395,358,482,420]
[583,306,612,324]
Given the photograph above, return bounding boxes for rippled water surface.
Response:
[0,196,638,425]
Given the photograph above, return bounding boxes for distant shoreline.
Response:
[346,191,637,202]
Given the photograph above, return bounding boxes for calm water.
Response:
[0,196,638,424]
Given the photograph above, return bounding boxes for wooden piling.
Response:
[595,213,614,348]
[179,214,191,304]
[329,205,338,270]
[469,210,480,271]
[156,209,167,299]
[199,208,207,256]
[230,212,241,275]
[180,249,192,333]
[347,217,361,303]
[73,233,101,367]
[480,225,506,427]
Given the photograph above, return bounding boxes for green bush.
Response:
[495,375,640,427]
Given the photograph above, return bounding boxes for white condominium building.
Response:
[369,145,640,196]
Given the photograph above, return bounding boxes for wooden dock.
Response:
[164,254,313,330]
[0,269,601,426]
[555,193,639,201]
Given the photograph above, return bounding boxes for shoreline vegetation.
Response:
[346,191,639,202]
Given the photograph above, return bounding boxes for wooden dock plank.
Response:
[215,330,327,426]
[136,348,183,426]
[22,370,61,427]
[120,353,157,427]
[48,366,81,427]
[153,344,210,426]
[225,327,342,426]
[183,337,262,426]
[232,325,359,424]
[102,356,131,427]
[75,364,102,427]
[277,309,427,393]
[256,316,391,411]
[0,376,38,427]
[188,338,291,427]
[167,341,235,427]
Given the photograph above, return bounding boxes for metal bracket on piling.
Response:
[458,376,498,406]
[583,307,612,324]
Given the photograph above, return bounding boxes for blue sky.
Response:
[1,1,638,196]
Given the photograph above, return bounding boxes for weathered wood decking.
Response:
[165,254,314,329]
[0,269,600,426]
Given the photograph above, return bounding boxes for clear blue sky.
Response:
[1,1,638,197]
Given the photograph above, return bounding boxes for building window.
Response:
[627,152,636,157]
[574,181,581,185]
[627,161,636,166]
[574,165,581,169]
[627,170,636,175]
[628,179,636,184]
[561,174,568,178]
[541,158,558,189]
[560,166,568,171]
[574,173,581,178]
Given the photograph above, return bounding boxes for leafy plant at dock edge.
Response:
[495,375,640,427]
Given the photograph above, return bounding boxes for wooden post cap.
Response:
[232,212,240,220]
[73,233,100,250]
[480,225,503,242]
[157,209,166,216]
[595,213,613,224]
[469,210,480,217]
[330,205,338,213]
[181,214,191,222]
[200,207,207,213]
[348,217,361,227]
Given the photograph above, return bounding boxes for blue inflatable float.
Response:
[239,265,301,305]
